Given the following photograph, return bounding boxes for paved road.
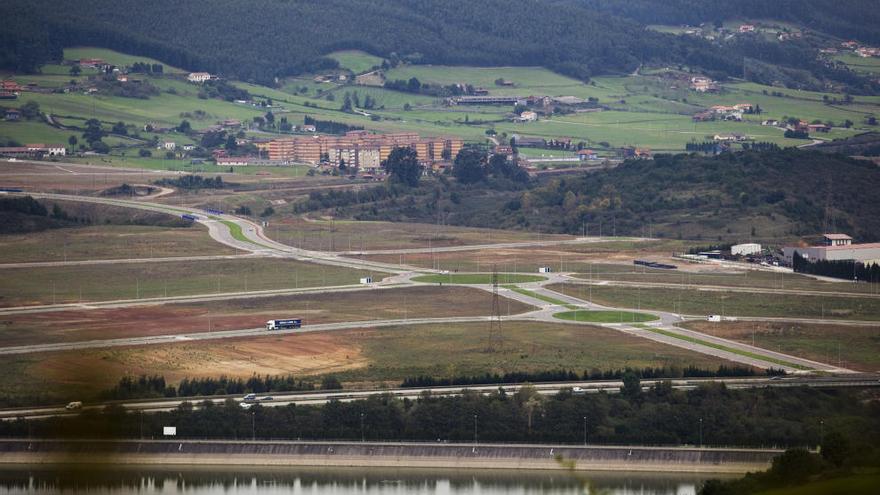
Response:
[3,375,877,420]
[338,236,646,256]
[0,254,255,270]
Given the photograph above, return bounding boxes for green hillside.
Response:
[2,0,878,94]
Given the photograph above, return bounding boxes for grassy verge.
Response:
[413,273,545,284]
[219,219,273,249]
[642,326,809,370]
[505,286,578,309]
[681,321,880,372]
[548,284,880,321]
[554,310,658,323]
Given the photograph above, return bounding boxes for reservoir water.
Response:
[0,466,730,495]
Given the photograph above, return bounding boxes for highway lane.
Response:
[337,236,648,256]
[0,314,537,356]
[0,282,405,317]
[3,375,877,421]
[0,253,256,270]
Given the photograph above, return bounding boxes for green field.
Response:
[327,50,384,74]
[548,284,880,321]
[0,224,238,263]
[2,47,879,175]
[572,264,880,295]
[413,273,546,284]
[682,321,880,372]
[641,325,809,370]
[335,321,732,384]
[553,310,658,323]
[0,258,386,306]
[506,287,577,308]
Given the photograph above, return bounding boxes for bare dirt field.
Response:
[265,217,575,252]
[361,239,685,273]
[0,286,533,347]
[0,161,183,194]
[682,320,880,372]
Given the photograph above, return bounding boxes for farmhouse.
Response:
[713,133,747,142]
[690,77,718,92]
[187,72,213,83]
[4,109,21,121]
[577,149,598,160]
[517,111,538,122]
[26,143,66,156]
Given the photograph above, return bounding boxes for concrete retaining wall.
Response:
[0,440,781,474]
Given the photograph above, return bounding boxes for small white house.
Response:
[162,141,176,151]
[187,72,212,83]
[731,243,762,256]
[518,111,538,122]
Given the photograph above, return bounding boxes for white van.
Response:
[707,315,722,322]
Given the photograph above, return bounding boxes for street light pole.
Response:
[361,412,365,442]
[473,414,478,444]
[251,411,256,441]
[699,417,703,448]
[583,416,587,446]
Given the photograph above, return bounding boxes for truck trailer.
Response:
[266,318,302,330]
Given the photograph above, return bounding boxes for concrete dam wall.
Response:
[0,439,782,474]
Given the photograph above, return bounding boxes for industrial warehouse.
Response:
[783,233,880,265]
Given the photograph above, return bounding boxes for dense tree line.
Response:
[792,252,880,283]
[510,149,880,241]
[294,149,879,242]
[3,386,878,456]
[699,441,870,494]
[3,0,875,91]
[100,374,334,401]
[400,365,771,388]
[303,115,362,135]
[154,175,225,190]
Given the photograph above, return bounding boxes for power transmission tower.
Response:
[487,266,503,352]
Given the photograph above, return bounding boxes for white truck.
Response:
[266,318,302,330]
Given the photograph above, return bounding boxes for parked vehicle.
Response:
[266,319,302,330]
[65,401,82,410]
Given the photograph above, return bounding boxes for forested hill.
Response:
[515,150,880,243]
[0,0,869,90]
[2,0,691,81]
[580,0,880,45]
